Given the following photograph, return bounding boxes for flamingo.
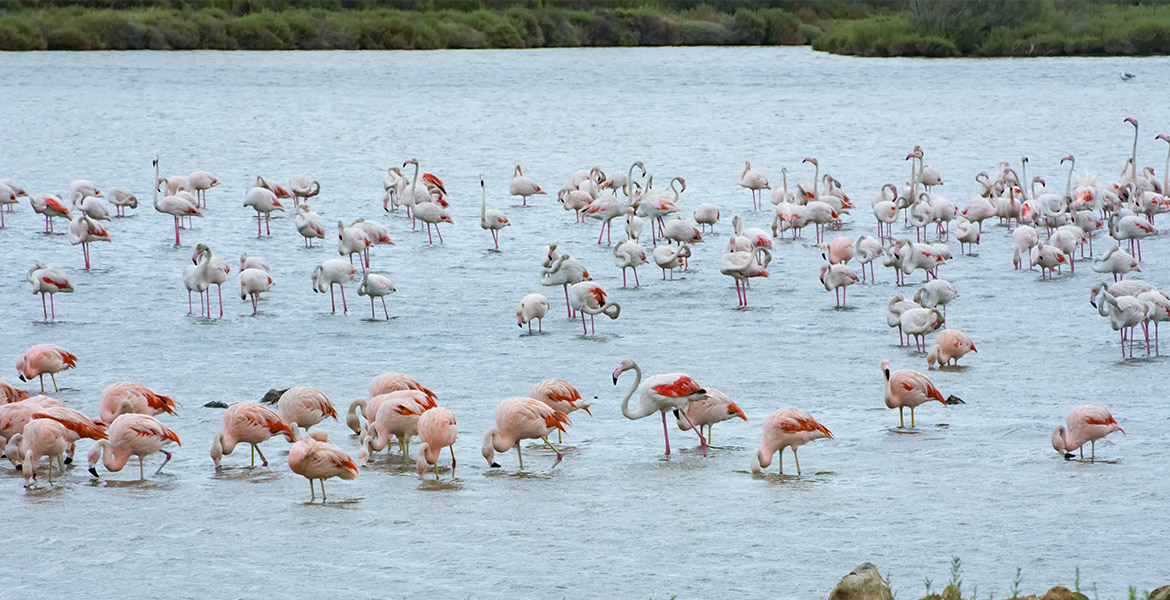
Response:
[653,244,690,280]
[1012,225,1039,269]
[295,204,326,247]
[383,166,405,211]
[13,406,106,467]
[613,239,648,287]
[637,176,684,241]
[16,344,77,392]
[72,193,111,221]
[193,244,230,318]
[529,379,590,443]
[1108,201,1156,261]
[673,388,745,445]
[188,171,219,206]
[312,259,356,314]
[239,267,274,315]
[624,208,643,242]
[886,296,921,345]
[337,221,371,269]
[1091,245,1140,281]
[210,402,293,468]
[557,186,593,223]
[569,281,620,335]
[288,175,320,206]
[289,429,357,502]
[65,213,110,270]
[541,244,591,318]
[721,247,771,307]
[414,201,452,244]
[350,218,394,267]
[481,396,569,470]
[346,374,437,434]
[0,380,27,404]
[739,161,770,210]
[900,307,945,352]
[244,186,284,236]
[0,396,61,452]
[913,279,958,316]
[1092,286,1150,357]
[613,359,709,456]
[750,409,832,476]
[926,329,977,369]
[694,202,720,232]
[277,386,337,435]
[240,252,269,272]
[770,167,795,205]
[873,184,899,242]
[154,193,201,244]
[516,293,550,333]
[820,236,854,265]
[357,271,396,319]
[955,217,980,254]
[853,235,884,282]
[820,263,859,307]
[881,360,946,428]
[584,195,624,244]
[99,381,179,424]
[87,414,181,480]
[32,193,71,233]
[416,406,458,479]
[1138,290,1170,355]
[358,390,436,463]
[509,165,546,206]
[480,174,509,249]
[27,263,72,321]
[1030,243,1068,280]
[1052,405,1124,460]
[16,418,71,486]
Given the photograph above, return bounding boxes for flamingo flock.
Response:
[3,117,1163,501]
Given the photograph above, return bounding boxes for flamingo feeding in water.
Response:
[16,344,77,393]
[516,293,550,333]
[1052,405,1124,460]
[312,259,357,314]
[288,429,357,502]
[87,413,181,480]
[881,360,947,428]
[613,359,710,456]
[98,381,179,424]
[750,409,833,476]
[357,271,396,319]
[673,388,745,444]
[210,402,293,468]
[416,406,458,479]
[481,396,569,470]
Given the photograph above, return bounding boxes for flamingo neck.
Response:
[619,363,650,420]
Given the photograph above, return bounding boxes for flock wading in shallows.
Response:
[5,116,1164,499]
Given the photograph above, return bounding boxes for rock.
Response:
[261,388,287,405]
[203,401,228,408]
[1150,585,1170,600]
[1038,587,1087,600]
[828,562,890,600]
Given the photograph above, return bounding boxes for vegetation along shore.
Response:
[2,0,1170,56]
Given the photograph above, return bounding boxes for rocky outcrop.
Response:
[828,563,890,600]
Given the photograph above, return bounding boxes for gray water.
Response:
[1,47,1168,598]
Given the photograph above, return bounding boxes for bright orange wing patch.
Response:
[652,376,702,398]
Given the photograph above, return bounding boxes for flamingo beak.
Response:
[970,343,978,352]
[728,403,747,421]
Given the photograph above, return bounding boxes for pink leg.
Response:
[340,284,347,312]
[427,224,434,244]
[188,291,192,315]
[174,217,181,245]
[661,411,671,456]
[251,294,258,315]
[42,293,48,320]
[218,285,224,317]
[265,213,271,236]
[633,268,640,287]
[678,409,707,456]
[564,285,572,318]
[580,311,587,334]
[437,226,443,244]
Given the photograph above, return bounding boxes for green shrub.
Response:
[45,26,93,50]
[1129,20,1170,54]
[678,19,729,45]
[0,15,45,50]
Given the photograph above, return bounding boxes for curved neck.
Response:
[619,362,644,419]
[154,158,159,205]
[627,163,639,200]
[481,182,487,226]
[670,177,681,201]
[410,161,420,193]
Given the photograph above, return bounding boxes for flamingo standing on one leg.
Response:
[613,359,710,456]
[481,396,569,470]
[750,409,833,476]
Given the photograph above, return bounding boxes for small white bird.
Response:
[1119,71,1135,81]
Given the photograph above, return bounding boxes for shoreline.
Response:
[2,2,1169,57]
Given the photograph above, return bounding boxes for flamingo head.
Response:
[727,402,747,421]
[440,214,453,224]
[803,157,818,166]
[1125,117,1138,127]
[403,158,418,167]
[479,174,484,187]
[1061,154,1074,163]
[612,359,635,384]
[880,359,891,380]
[1158,134,1170,143]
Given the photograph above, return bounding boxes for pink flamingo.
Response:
[31,194,71,233]
[739,161,770,211]
[0,380,27,403]
[276,386,337,434]
[210,402,294,468]
[926,329,977,369]
[288,429,357,502]
[820,263,860,307]
[27,263,73,321]
[345,373,438,433]
[99,382,179,424]
[244,186,284,236]
[358,390,436,463]
[30,406,108,463]
[750,409,833,475]
[1052,405,1124,460]
[881,360,946,428]
[68,213,111,270]
[529,379,591,442]
[613,359,710,456]
[17,418,71,486]
[673,388,745,444]
[416,406,458,479]
[569,281,620,335]
[482,396,570,470]
[87,413,181,480]
[16,344,77,392]
[154,194,202,245]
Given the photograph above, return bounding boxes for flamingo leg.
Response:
[340,284,348,312]
[218,285,224,317]
[320,479,326,502]
[255,444,267,467]
[661,411,672,456]
[541,436,564,466]
[910,407,916,428]
[678,410,707,457]
[516,442,523,470]
[42,294,48,320]
[381,296,389,319]
[50,373,58,392]
[793,448,802,476]
[265,213,271,236]
[174,216,181,244]
[633,268,640,287]
[437,226,443,244]
[898,406,904,428]
[330,284,336,313]
[427,224,433,244]
[309,479,316,501]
